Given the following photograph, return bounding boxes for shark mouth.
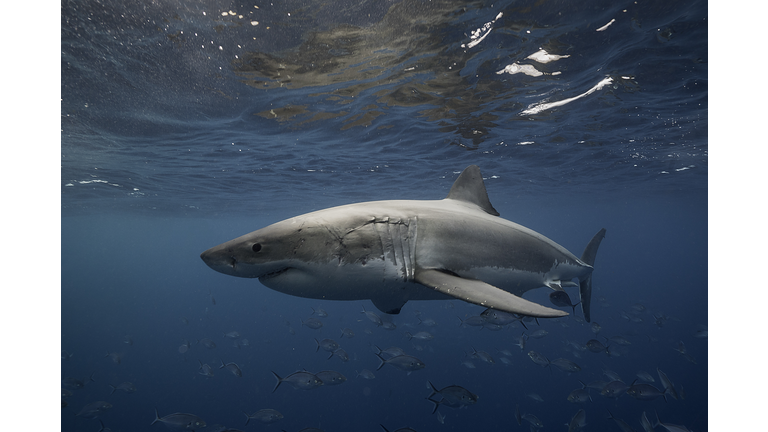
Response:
[259,267,293,282]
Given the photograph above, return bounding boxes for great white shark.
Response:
[200,165,606,321]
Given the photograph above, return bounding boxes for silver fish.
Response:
[301,317,324,330]
[527,350,550,367]
[608,335,632,345]
[361,305,383,326]
[436,410,445,424]
[198,338,216,349]
[470,347,495,364]
[590,322,602,334]
[603,369,622,382]
[426,381,478,413]
[375,345,406,358]
[244,408,283,425]
[607,409,635,432]
[198,360,214,377]
[315,370,346,385]
[516,332,527,350]
[636,370,655,382]
[77,401,112,418]
[315,338,340,353]
[550,358,581,373]
[457,315,486,327]
[417,316,437,327]
[527,393,544,402]
[585,339,607,353]
[62,373,95,390]
[568,409,586,432]
[331,348,349,362]
[567,380,591,402]
[480,308,520,326]
[151,408,206,431]
[405,331,433,341]
[348,368,371,380]
[640,411,655,432]
[657,368,679,400]
[549,290,580,314]
[380,425,418,432]
[567,388,592,403]
[522,413,543,428]
[271,370,323,392]
[376,353,425,372]
[219,360,243,377]
[104,352,122,364]
[654,410,692,432]
[564,340,586,352]
[601,380,629,398]
[627,381,665,401]
[109,381,136,395]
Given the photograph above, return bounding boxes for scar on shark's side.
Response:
[201,165,605,321]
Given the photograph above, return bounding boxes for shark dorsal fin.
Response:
[445,165,500,216]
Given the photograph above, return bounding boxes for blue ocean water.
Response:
[61,1,707,431]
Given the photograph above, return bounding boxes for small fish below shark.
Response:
[201,165,605,320]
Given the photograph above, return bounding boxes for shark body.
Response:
[201,165,605,320]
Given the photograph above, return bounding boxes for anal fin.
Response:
[414,269,568,318]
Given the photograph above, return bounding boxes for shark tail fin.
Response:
[579,228,606,323]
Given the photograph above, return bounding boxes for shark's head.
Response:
[200,216,331,282]
[200,212,367,296]
[200,222,294,279]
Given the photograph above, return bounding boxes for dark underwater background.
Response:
[57,0,709,431]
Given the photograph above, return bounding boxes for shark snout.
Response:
[200,246,238,274]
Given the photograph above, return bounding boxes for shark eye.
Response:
[252,243,262,253]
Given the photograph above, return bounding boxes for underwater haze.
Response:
[61,1,707,431]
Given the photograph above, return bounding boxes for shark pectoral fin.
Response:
[414,269,568,318]
[371,296,407,315]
